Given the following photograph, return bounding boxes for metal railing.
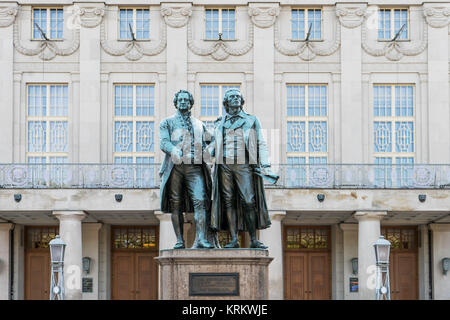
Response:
[0,163,449,189]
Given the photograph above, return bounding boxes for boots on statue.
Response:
[224,208,240,248]
[244,206,268,249]
[171,211,185,249]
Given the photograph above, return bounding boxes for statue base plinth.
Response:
[155,249,273,300]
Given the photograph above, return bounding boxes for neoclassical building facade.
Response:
[0,0,449,300]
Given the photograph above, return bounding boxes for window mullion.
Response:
[391,85,396,155]
[133,85,137,155]
[305,85,309,155]
[219,9,222,34]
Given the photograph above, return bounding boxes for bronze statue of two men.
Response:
[159,89,278,249]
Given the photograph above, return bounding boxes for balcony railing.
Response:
[0,163,449,189]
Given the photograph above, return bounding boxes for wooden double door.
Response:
[112,251,158,300]
[285,251,331,300]
[284,226,331,300]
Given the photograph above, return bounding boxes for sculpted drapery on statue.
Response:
[159,90,217,249]
[206,89,279,249]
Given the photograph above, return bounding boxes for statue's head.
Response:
[223,89,245,115]
[173,90,194,112]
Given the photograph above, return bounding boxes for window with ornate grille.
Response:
[119,8,150,40]
[286,84,328,186]
[378,8,409,40]
[373,85,414,187]
[285,226,330,250]
[291,8,322,40]
[27,84,69,184]
[199,84,241,131]
[113,84,155,187]
[112,226,157,249]
[32,8,63,40]
[205,8,236,40]
[26,226,59,249]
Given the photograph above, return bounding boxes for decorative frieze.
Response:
[335,4,367,28]
[161,4,192,28]
[100,20,166,61]
[0,3,18,28]
[274,18,340,61]
[423,6,450,28]
[248,5,280,28]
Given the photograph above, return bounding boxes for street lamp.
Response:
[49,235,66,300]
[373,235,391,300]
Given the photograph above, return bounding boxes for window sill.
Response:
[31,38,64,42]
[377,39,411,42]
[290,39,324,42]
[117,39,153,42]
[203,38,238,42]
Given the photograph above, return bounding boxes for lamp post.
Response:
[373,235,391,300]
[49,235,66,300]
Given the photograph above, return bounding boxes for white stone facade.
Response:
[0,0,449,300]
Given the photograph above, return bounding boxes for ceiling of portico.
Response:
[283,210,450,225]
[0,210,159,225]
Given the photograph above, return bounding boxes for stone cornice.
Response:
[161,3,192,28]
[248,4,280,29]
[0,3,18,28]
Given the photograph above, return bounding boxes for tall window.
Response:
[378,8,408,40]
[373,85,414,187]
[200,84,241,130]
[291,9,322,40]
[286,85,328,186]
[114,84,155,187]
[32,8,63,40]
[27,84,68,184]
[205,8,235,40]
[119,8,150,40]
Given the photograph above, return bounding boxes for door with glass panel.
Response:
[111,226,158,300]
[25,226,58,300]
[284,226,331,300]
[381,226,418,300]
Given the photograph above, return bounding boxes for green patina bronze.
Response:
[207,89,279,249]
[159,90,217,249]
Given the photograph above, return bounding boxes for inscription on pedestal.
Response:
[189,273,239,296]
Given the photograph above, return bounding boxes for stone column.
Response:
[429,224,450,300]
[0,4,17,163]
[354,211,386,300]
[423,4,450,163]
[336,4,367,163]
[162,3,191,99]
[249,3,279,130]
[259,211,285,300]
[81,223,102,300]
[0,223,13,300]
[77,3,105,163]
[340,223,358,300]
[53,211,87,300]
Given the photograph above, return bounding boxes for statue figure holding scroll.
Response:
[207,89,279,249]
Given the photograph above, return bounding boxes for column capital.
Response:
[53,210,87,222]
[339,223,358,231]
[161,3,192,28]
[0,3,18,28]
[0,223,14,231]
[155,211,172,222]
[429,224,450,232]
[268,211,286,222]
[248,3,280,29]
[336,3,368,29]
[423,4,450,28]
[354,211,387,221]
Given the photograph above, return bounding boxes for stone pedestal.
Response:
[155,249,273,300]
